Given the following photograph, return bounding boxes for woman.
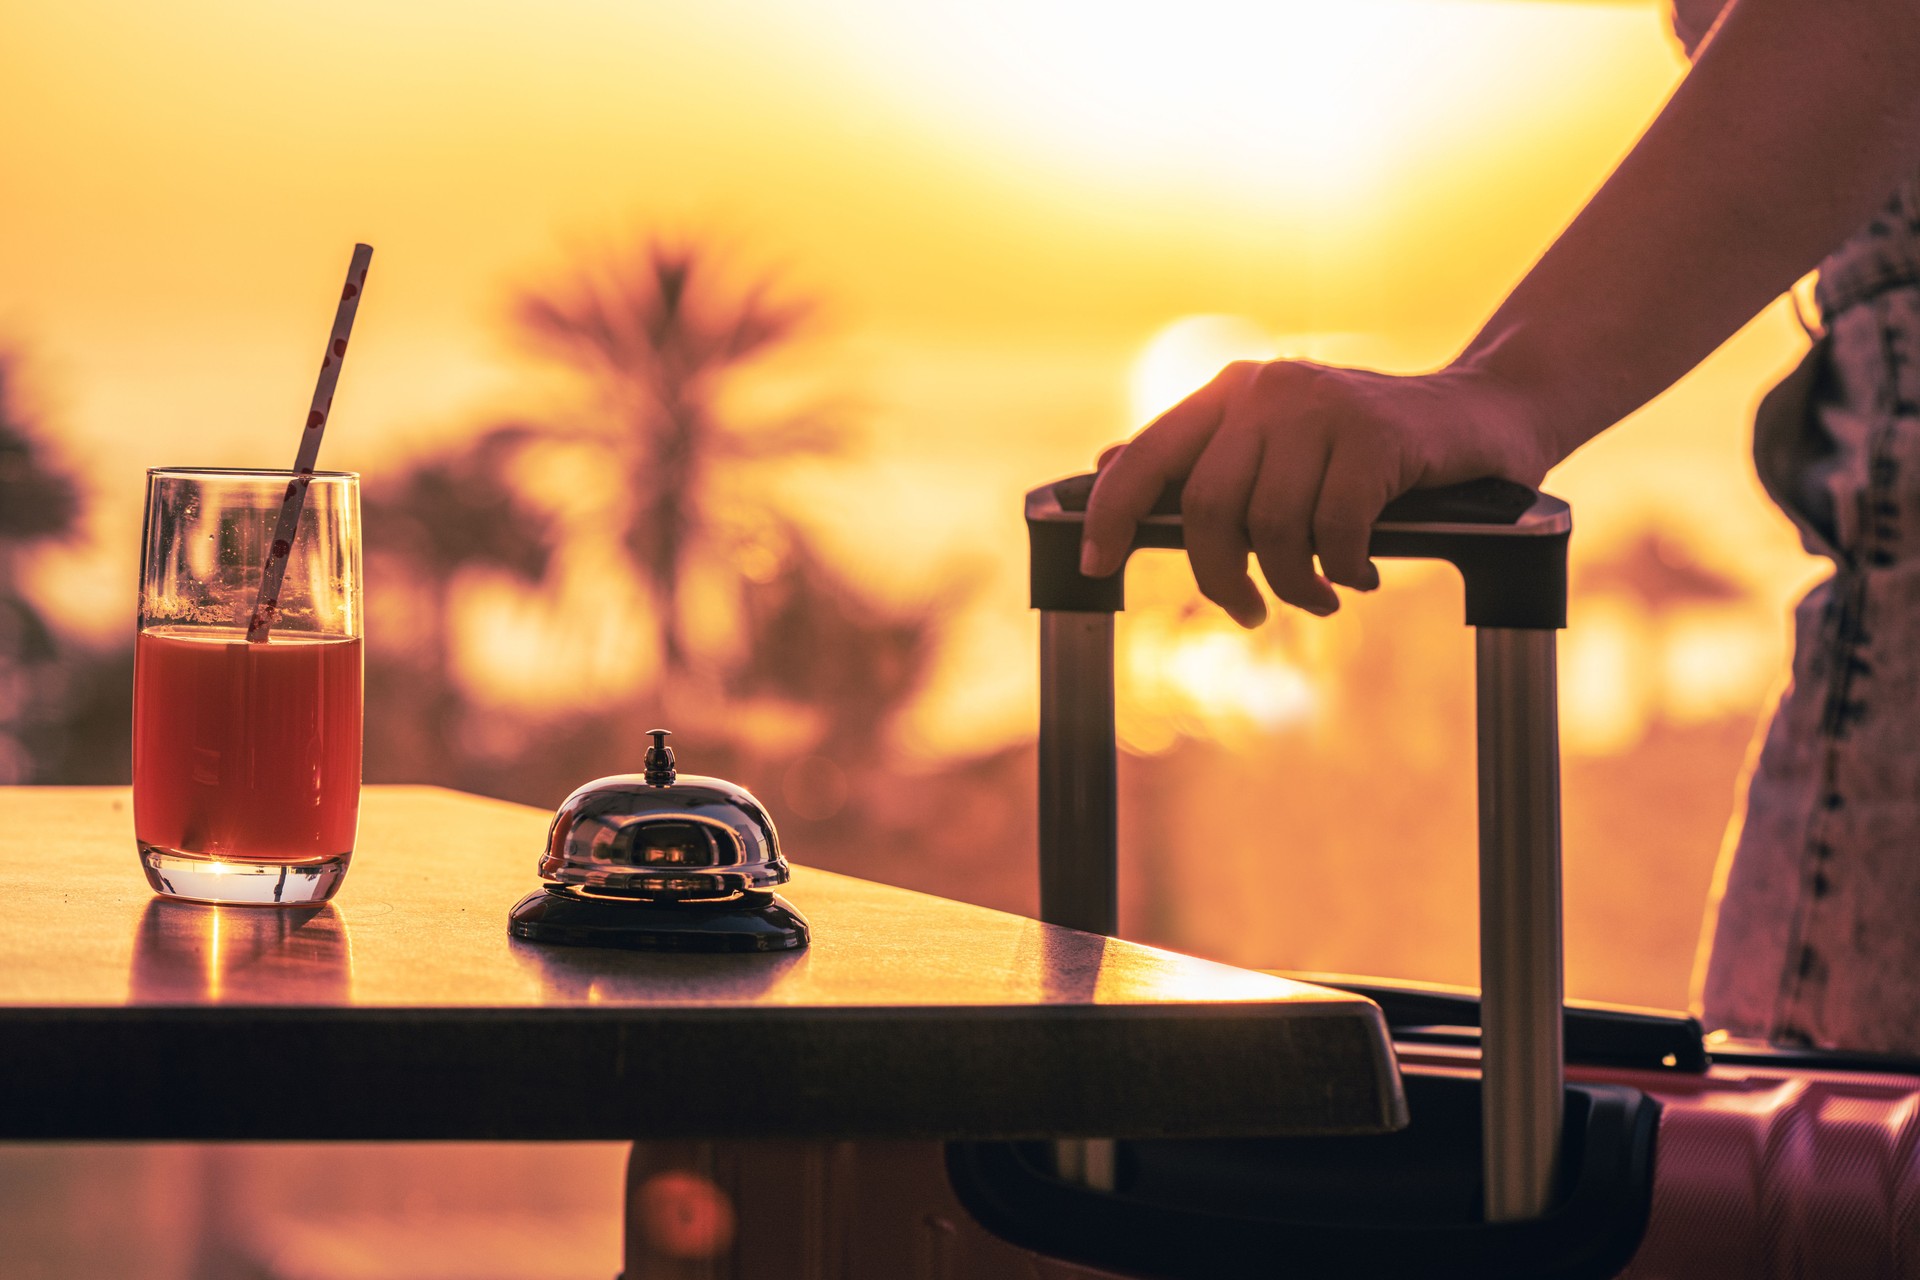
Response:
[1080,0,1920,1054]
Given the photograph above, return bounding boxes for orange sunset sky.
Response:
[3,0,1822,756]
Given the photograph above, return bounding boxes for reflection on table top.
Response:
[0,786,1402,1142]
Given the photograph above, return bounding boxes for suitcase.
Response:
[623,474,1920,1279]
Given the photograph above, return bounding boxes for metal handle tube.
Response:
[1038,610,1119,937]
[1475,628,1566,1222]
[1039,610,1121,1191]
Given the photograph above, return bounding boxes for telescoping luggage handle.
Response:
[1026,473,1572,1224]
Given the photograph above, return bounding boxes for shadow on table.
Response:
[1012,922,1106,1004]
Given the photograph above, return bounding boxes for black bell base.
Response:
[508,885,810,953]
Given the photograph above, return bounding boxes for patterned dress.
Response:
[1696,181,1920,1054]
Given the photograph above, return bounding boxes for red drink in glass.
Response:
[135,468,362,905]
[133,627,363,863]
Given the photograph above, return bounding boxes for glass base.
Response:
[139,843,351,906]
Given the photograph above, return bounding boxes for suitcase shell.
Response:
[1600,1052,1920,1277]
[623,476,1920,1278]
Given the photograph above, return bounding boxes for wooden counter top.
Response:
[0,786,1402,1142]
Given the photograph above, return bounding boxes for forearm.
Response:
[1460,0,1920,463]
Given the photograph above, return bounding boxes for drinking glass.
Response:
[134,469,363,905]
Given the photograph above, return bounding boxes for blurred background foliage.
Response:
[352,240,1037,912]
[0,359,131,789]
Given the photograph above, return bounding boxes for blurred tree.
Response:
[361,239,983,863]
[0,352,84,782]
[516,242,846,674]
[361,426,560,790]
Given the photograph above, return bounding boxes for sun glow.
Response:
[787,0,1649,221]
[1560,594,1783,756]
[1118,610,1319,755]
[1128,315,1429,425]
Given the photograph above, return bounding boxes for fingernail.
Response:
[1304,601,1337,618]
[1362,563,1381,592]
[1232,605,1268,629]
[1079,543,1102,576]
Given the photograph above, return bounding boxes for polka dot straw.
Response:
[245,243,373,644]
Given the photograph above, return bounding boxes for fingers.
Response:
[1311,442,1388,592]
[1247,426,1340,616]
[1083,358,1394,624]
[1181,414,1266,628]
[1081,365,1249,577]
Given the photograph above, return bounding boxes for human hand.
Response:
[1079,358,1557,626]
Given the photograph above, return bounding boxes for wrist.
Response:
[1445,330,1601,478]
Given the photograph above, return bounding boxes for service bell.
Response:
[507,730,810,952]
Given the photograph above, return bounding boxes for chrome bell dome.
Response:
[508,730,810,953]
[539,730,791,898]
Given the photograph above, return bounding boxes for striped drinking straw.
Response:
[245,243,374,643]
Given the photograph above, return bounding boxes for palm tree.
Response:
[514,241,845,673]
[368,425,557,649]
[360,236,969,838]
[361,425,559,789]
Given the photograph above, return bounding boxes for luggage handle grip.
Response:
[1027,473,1570,630]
